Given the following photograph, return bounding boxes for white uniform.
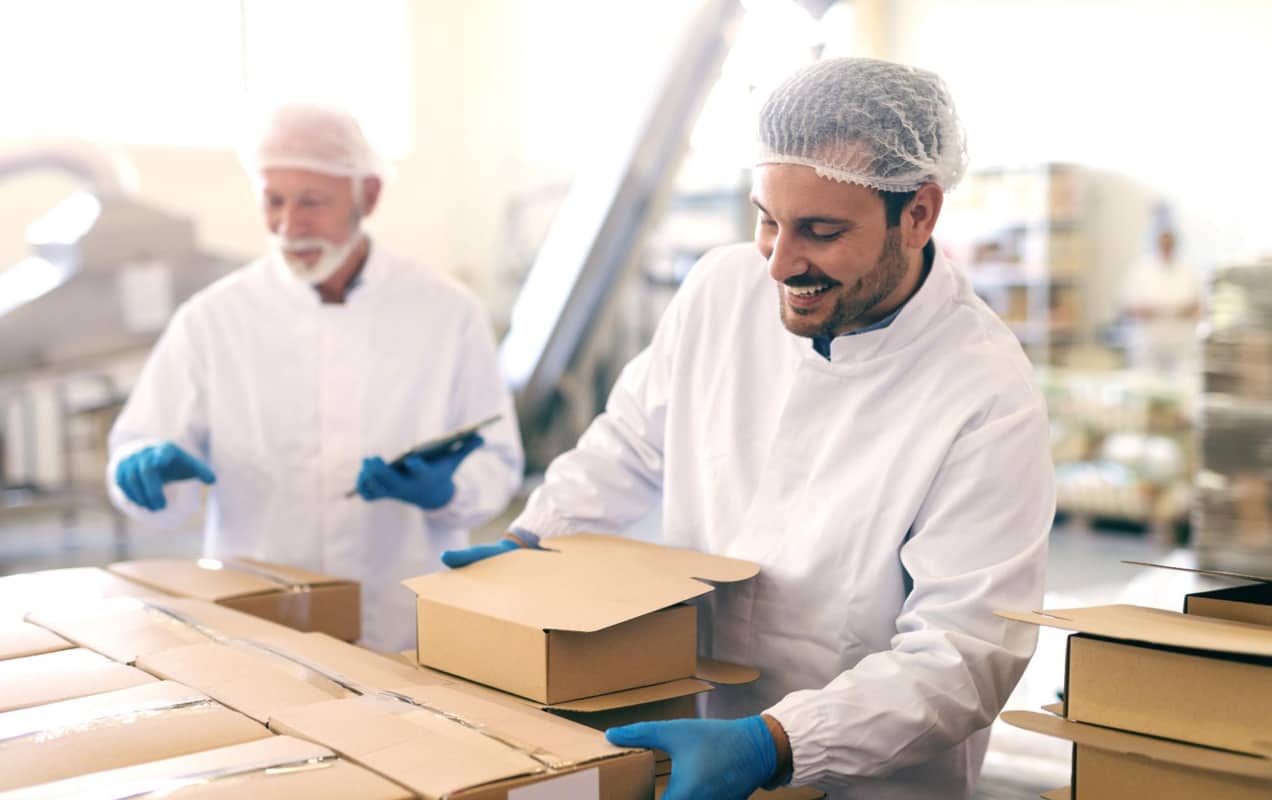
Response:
[108,245,524,651]
[1121,255,1201,378]
[513,243,1053,799]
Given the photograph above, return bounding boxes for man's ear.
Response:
[360,176,383,217]
[903,183,944,249]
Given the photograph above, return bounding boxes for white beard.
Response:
[269,230,364,286]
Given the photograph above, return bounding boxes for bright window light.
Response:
[0,257,72,317]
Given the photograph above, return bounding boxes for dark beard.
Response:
[778,228,909,339]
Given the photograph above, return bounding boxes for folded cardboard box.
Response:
[0,680,269,792]
[1003,710,1272,800]
[109,557,360,642]
[1,734,412,800]
[0,648,154,713]
[1125,560,1272,627]
[27,596,308,665]
[0,567,168,624]
[271,691,653,800]
[0,620,71,662]
[405,533,759,704]
[998,604,1272,755]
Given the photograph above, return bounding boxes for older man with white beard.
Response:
[107,103,523,651]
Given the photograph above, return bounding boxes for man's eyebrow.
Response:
[750,198,854,227]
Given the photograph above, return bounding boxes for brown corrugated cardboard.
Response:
[0,567,168,624]
[1039,789,1070,800]
[137,632,451,724]
[271,692,654,799]
[109,558,360,642]
[26,596,309,665]
[2,735,412,800]
[0,680,269,792]
[404,533,759,704]
[0,648,154,713]
[0,619,70,661]
[1124,560,1272,627]
[998,604,1272,754]
[1003,710,1272,800]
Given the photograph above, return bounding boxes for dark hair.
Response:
[881,190,916,227]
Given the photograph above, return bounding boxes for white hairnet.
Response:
[756,58,967,192]
[242,102,384,180]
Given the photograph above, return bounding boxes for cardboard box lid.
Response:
[271,692,634,797]
[108,558,351,602]
[25,596,308,664]
[0,567,168,623]
[1002,710,1272,779]
[0,620,70,660]
[1124,561,1272,584]
[996,604,1272,658]
[403,533,759,633]
[4,735,411,800]
[0,648,154,712]
[0,681,222,743]
[137,632,451,724]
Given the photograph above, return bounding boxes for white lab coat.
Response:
[513,243,1053,799]
[107,245,524,652]
[1121,254,1201,378]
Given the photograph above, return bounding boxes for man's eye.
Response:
[807,228,843,241]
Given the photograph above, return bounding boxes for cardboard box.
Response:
[1039,789,1070,800]
[137,632,451,725]
[1125,560,1272,627]
[109,557,360,642]
[998,604,1272,755]
[3,735,412,800]
[405,533,759,703]
[0,648,154,713]
[0,680,269,792]
[0,567,168,624]
[0,620,71,661]
[26,596,309,665]
[1003,710,1272,800]
[271,692,654,800]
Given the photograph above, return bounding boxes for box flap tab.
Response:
[995,604,1272,657]
[694,657,759,685]
[1002,710,1272,778]
[545,679,713,712]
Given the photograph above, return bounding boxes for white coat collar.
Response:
[797,244,959,366]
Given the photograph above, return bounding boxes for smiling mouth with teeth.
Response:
[787,284,833,297]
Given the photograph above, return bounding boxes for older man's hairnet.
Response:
[242,102,384,180]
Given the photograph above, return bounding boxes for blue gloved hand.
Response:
[440,537,522,568]
[115,442,216,511]
[356,435,483,510]
[606,717,779,800]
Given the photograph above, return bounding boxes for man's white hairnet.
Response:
[756,57,967,193]
[242,102,384,180]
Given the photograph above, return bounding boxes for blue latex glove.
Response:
[356,435,483,510]
[115,442,216,511]
[606,717,778,800]
[440,537,522,568]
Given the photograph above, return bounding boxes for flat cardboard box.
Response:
[271,692,654,799]
[1003,710,1272,800]
[2,735,412,800]
[109,557,360,642]
[0,567,168,624]
[137,631,452,725]
[0,620,71,661]
[405,533,759,703]
[0,680,269,792]
[0,648,154,713]
[998,604,1272,755]
[1124,560,1272,627]
[26,596,309,665]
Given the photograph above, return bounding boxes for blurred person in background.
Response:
[442,58,1053,799]
[106,103,523,651]
[1120,203,1202,379]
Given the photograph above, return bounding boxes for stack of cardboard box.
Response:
[998,564,1272,799]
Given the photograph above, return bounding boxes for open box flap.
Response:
[1123,561,1272,585]
[996,604,1272,657]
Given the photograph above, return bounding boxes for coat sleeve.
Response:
[105,303,211,527]
[510,254,702,538]
[765,398,1054,786]
[425,305,525,530]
